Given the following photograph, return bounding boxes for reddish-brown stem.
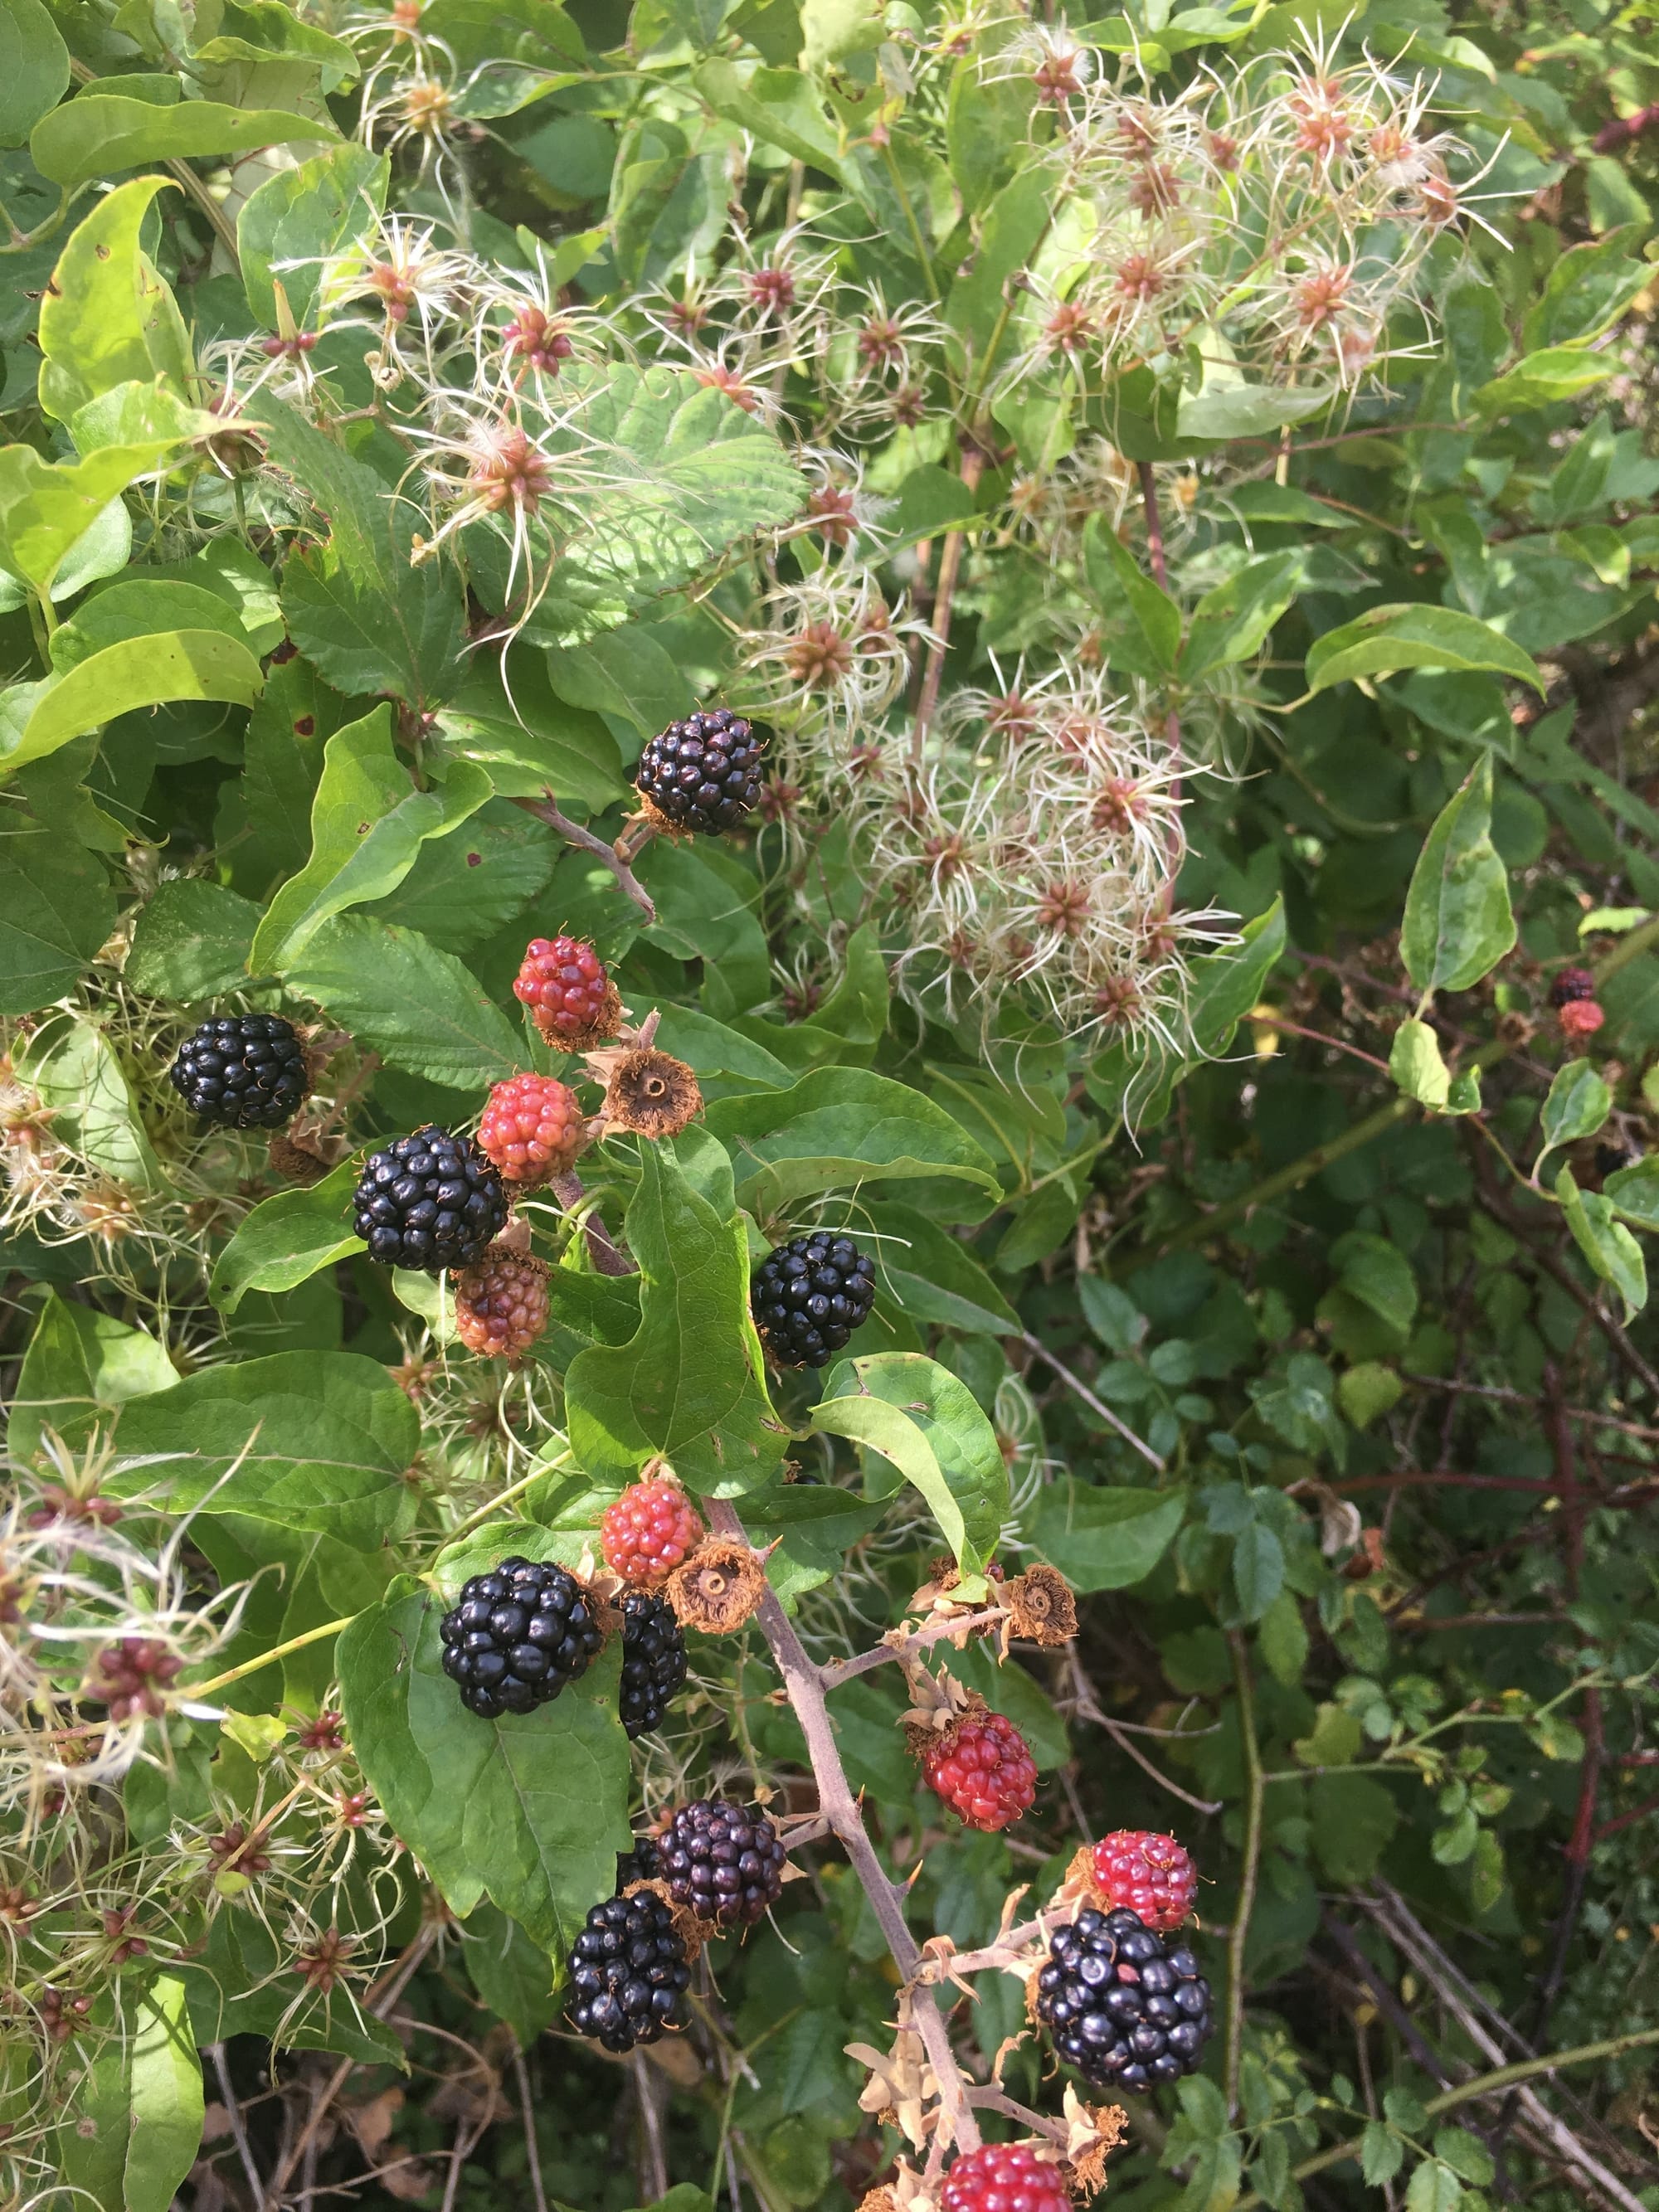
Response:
[1593,1793,1659,1844]
[512,790,656,923]
[1137,459,1169,589]
[707,1500,981,2153]
[819,1611,1006,1689]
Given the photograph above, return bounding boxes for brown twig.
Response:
[1017,1330,1165,1470]
[513,791,656,923]
[513,2049,549,2212]
[207,2042,267,2204]
[707,1499,982,2153]
[819,1611,1007,1689]
[1223,1631,1264,2117]
[1400,1375,1659,1448]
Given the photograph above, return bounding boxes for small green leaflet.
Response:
[811,1353,1008,1574]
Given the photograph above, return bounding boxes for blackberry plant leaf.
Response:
[565,1135,786,1494]
[701,1067,1000,1213]
[339,1578,630,1953]
[209,1161,366,1315]
[284,912,523,1087]
[811,1351,1009,1576]
[108,1350,421,1548]
[251,707,492,972]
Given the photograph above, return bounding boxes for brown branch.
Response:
[1401,1375,1659,1449]
[513,790,656,923]
[819,1611,1007,1689]
[1017,1330,1165,1470]
[707,1500,981,2154]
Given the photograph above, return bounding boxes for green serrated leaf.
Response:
[262,395,466,710]
[1538,1057,1613,1159]
[284,912,523,1088]
[238,141,387,331]
[210,1160,365,1314]
[107,1352,419,1548]
[1026,1480,1185,1591]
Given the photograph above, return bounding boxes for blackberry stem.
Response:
[1224,1631,1265,2119]
[707,1500,982,2153]
[511,790,657,922]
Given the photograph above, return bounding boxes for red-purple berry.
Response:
[454,1249,549,1362]
[1092,1831,1197,1932]
[477,1072,587,1184]
[941,2143,1071,2212]
[601,1478,706,1587]
[512,936,620,1048]
[923,1712,1037,1832]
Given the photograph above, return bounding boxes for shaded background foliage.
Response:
[1,0,1658,2208]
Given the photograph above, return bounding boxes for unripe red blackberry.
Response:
[454,1249,549,1361]
[477,1072,586,1184]
[438,1555,603,1719]
[1550,967,1596,1008]
[1559,997,1606,1040]
[634,707,765,834]
[941,2143,1071,2212]
[512,936,620,1049]
[1092,1831,1197,1932]
[601,1476,705,1587]
[924,1707,1039,1831]
[1037,1906,1214,2093]
[923,1711,1037,1832]
[567,1888,690,2052]
[659,1798,787,1928]
[619,1590,688,1738]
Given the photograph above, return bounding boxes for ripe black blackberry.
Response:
[634,707,765,834]
[1036,1906,1214,2093]
[616,1833,661,1890]
[619,1591,687,1740]
[659,1797,787,1928]
[567,1889,690,2052]
[437,1555,604,1720]
[1550,966,1597,1009]
[752,1232,877,1369]
[168,1014,309,1130]
[352,1125,508,1273]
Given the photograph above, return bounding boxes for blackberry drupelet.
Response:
[752,1231,877,1369]
[616,1833,661,1890]
[437,1555,604,1719]
[659,1798,787,1928]
[1036,1906,1214,2093]
[634,707,765,834]
[168,1014,309,1130]
[619,1591,688,1739]
[567,1889,690,2052]
[352,1125,508,1273]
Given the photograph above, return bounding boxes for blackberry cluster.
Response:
[352,1125,508,1272]
[477,1072,586,1184]
[1092,1830,1198,1932]
[616,1833,661,1890]
[923,1711,1037,1833]
[1036,1907,1214,2093]
[1550,966,1597,1008]
[619,1591,688,1740]
[752,1232,877,1369]
[513,936,617,1049]
[601,1476,705,1586]
[453,1249,550,1362]
[634,708,765,834]
[437,1556,604,1719]
[168,1014,309,1130]
[659,1798,787,1928]
[567,1888,690,2052]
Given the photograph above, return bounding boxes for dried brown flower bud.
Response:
[664,1538,768,1636]
[588,1046,703,1140]
[1005,1564,1078,1647]
[268,1135,332,1186]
